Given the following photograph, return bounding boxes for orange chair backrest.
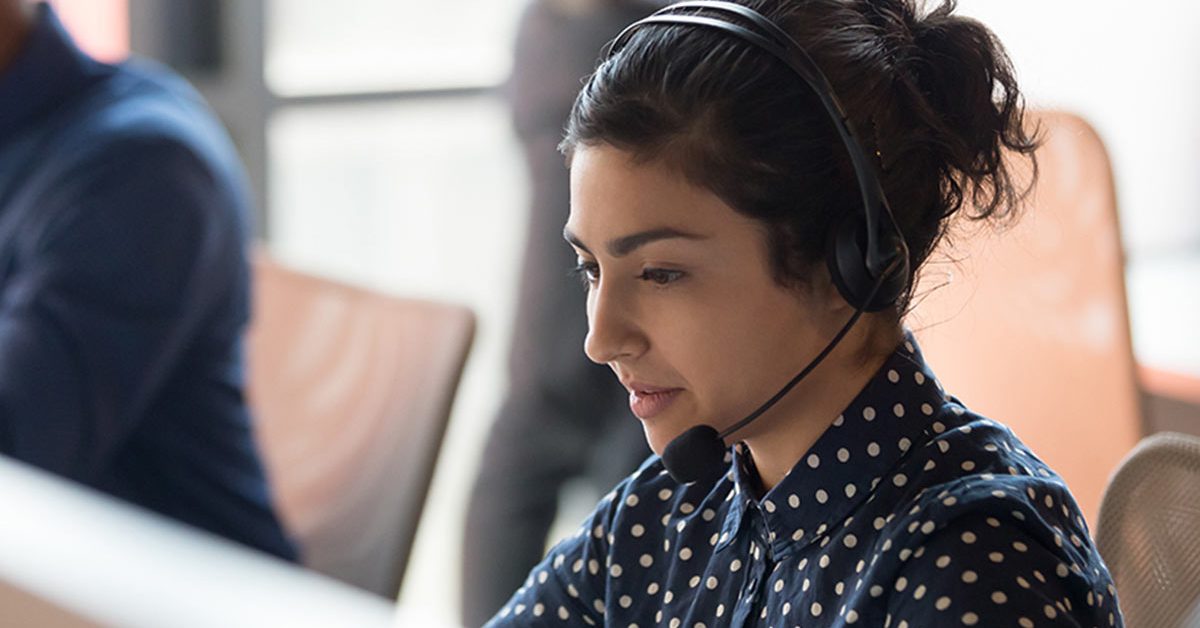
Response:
[246,253,475,598]
[910,111,1143,524]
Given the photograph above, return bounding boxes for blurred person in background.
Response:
[485,0,1125,625]
[0,1,295,559]
[460,0,662,624]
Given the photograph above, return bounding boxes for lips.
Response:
[626,383,683,419]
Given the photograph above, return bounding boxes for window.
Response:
[265,0,520,95]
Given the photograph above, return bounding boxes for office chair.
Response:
[247,252,475,598]
[911,110,1143,523]
[1096,432,1200,628]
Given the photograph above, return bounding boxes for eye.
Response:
[638,268,685,285]
[571,260,600,287]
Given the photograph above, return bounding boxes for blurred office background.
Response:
[46,0,1200,622]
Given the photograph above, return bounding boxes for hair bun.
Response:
[900,0,1039,220]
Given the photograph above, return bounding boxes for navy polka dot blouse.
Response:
[486,333,1125,627]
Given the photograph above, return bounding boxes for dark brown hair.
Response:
[562,0,1039,311]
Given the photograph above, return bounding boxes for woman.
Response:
[486,0,1124,626]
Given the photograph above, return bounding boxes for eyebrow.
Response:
[563,227,708,258]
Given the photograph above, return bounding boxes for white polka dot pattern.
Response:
[486,333,1125,627]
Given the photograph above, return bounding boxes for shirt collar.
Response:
[0,3,105,144]
[717,331,946,557]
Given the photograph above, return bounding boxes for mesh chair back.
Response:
[1096,432,1200,628]
[247,253,475,598]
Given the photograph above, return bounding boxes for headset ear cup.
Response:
[826,213,908,312]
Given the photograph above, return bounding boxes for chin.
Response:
[640,423,674,458]
[642,416,702,458]
[636,395,712,458]
[644,431,668,458]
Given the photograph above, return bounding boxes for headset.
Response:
[603,0,912,484]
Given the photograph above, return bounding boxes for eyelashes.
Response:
[570,262,686,288]
[571,261,600,287]
[638,268,685,285]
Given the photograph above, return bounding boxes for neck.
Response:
[0,1,34,75]
[740,319,901,492]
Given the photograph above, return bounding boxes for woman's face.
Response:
[565,144,845,454]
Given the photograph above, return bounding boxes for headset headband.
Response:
[606,0,909,286]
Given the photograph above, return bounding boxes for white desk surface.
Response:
[0,455,459,628]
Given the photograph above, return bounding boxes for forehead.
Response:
[566,144,760,241]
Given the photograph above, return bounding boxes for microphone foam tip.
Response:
[662,425,729,485]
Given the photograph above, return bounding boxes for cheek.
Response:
[660,289,812,410]
[646,300,760,402]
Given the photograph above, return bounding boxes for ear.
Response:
[810,264,854,316]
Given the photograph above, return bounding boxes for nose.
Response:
[583,278,647,365]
